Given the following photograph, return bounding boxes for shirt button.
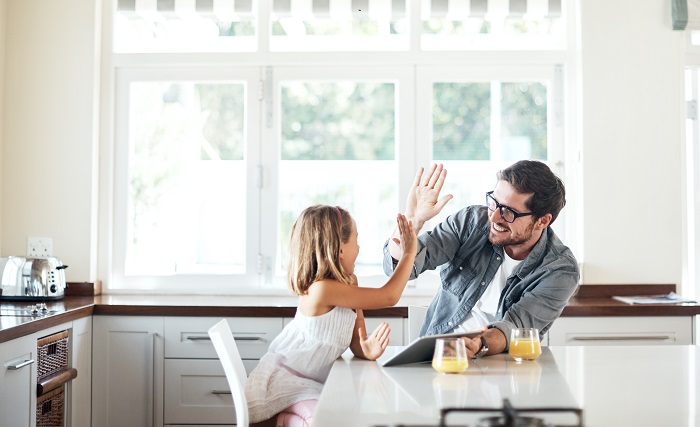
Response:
[448,322,453,326]
[497,257,501,261]
[459,267,463,270]
[481,281,485,285]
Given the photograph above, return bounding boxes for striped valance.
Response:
[116,0,561,20]
[271,0,406,20]
[117,0,255,18]
[422,0,561,19]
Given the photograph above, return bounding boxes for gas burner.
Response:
[0,303,59,317]
[440,399,583,427]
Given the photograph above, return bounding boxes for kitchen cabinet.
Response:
[67,316,92,427]
[0,333,36,427]
[92,316,164,427]
[283,316,405,346]
[162,316,283,426]
[0,321,76,427]
[547,316,693,345]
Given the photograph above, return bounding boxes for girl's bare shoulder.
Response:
[299,279,341,315]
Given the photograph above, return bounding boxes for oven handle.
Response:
[7,359,34,370]
[571,335,672,341]
[186,336,262,342]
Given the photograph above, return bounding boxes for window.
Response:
[104,0,572,293]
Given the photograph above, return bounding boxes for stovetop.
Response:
[0,303,60,318]
[374,399,584,427]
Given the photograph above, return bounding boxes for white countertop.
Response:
[315,345,699,427]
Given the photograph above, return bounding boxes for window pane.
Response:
[126,82,247,275]
[501,82,548,160]
[270,0,408,51]
[114,6,256,53]
[281,82,396,160]
[433,82,491,160]
[420,0,565,50]
[277,81,398,276]
[430,79,550,225]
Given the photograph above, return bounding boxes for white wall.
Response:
[579,0,685,285]
[0,0,99,281]
[0,0,690,287]
[0,0,5,255]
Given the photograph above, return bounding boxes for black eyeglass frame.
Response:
[485,191,535,223]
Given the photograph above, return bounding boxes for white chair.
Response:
[208,319,250,427]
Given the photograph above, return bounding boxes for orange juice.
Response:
[432,356,469,373]
[508,338,542,361]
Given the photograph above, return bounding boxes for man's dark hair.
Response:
[497,160,566,225]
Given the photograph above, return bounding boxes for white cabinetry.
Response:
[283,316,405,346]
[0,334,36,427]
[548,316,693,346]
[92,316,164,427]
[0,321,76,427]
[68,316,92,427]
[162,316,283,427]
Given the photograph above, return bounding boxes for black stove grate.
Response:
[374,398,584,427]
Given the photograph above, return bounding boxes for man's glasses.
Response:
[485,191,534,223]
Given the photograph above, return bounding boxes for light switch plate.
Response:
[27,237,53,258]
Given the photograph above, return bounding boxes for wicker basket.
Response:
[36,385,64,427]
[36,330,69,380]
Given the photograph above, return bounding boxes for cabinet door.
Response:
[68,316,92,427]
[164,317,283,359]
[163,358,256,425]
[0,334,36,427]
[283,316,406,346]
[92,316,164,427]
[548,316,693,346]
[365,317,405,346]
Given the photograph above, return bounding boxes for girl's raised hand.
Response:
[359,322,391,361]
[392,213,417,258]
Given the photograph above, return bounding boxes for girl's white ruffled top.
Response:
[245,306,357,422]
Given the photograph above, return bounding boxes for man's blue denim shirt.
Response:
[383,205,580,349]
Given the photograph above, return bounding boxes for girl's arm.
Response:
[347,275,390,360]
[308,213,418,311]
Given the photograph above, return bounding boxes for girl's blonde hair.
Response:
[288,205,354,295]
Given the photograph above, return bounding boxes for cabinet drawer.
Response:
[548,316,693,346]
[283,316,405,346]
[164,358,257,425]
[164,317,284,359]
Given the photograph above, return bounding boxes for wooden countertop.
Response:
[2,284,698,344]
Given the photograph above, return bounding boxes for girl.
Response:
[245,205,417,427]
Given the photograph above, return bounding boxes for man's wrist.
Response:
[473,336,489,358]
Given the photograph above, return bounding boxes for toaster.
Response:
[0,256,68,300]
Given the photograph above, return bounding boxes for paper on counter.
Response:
[612,292,696,304]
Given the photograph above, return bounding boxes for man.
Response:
[384,160,579,358]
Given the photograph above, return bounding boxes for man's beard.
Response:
[487,220,535,247]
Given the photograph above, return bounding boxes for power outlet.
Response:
[27,237,53,258]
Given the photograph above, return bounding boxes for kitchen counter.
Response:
[2,284,699,344]
[316,345,700,427]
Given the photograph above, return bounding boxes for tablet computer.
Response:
[381,330,483,367]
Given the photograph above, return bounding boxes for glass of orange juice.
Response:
[509,328,542,362]
[432,338,468,374]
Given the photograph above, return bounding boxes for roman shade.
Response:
[116,0,561,21]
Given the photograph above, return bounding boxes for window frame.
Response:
[98,0,577,295]
[110,66,263,292]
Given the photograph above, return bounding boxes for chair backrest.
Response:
[407,305,428,342]
[208,319,249,427]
